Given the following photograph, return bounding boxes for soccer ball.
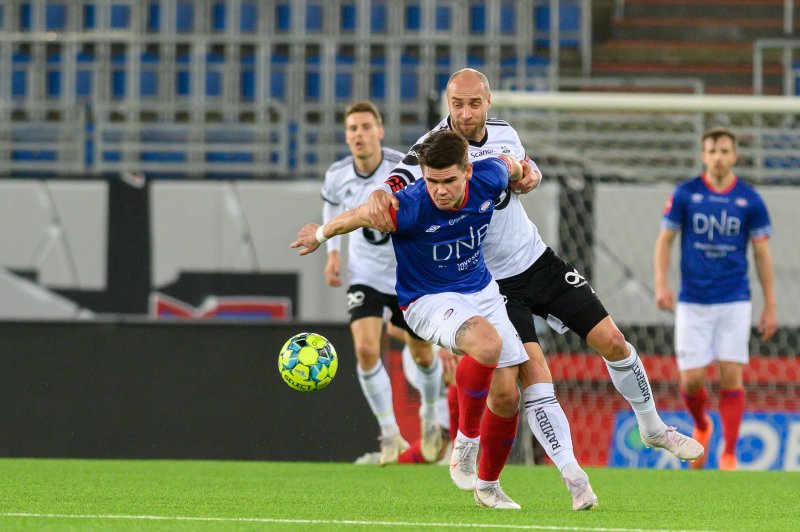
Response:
[278,332,338,392]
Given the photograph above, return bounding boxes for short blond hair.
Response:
[344,101,383,127]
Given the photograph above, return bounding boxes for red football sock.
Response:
[455,354,496,438]
[447,384,459,442]
[398,440,425,464]
[477,408,518,482]
[719,388,745,455]
[680,387,709,431]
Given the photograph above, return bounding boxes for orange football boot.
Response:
[690,416,714,469]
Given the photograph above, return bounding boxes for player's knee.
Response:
[488,388,520,417]
[353,341,381,369]
[592,326,628,359]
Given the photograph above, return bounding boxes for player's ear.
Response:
[377,126,385,141]
[465,163,473,181]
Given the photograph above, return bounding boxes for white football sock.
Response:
[415,354,442,422]
[523,383,578,471]
[604,342,667,437]
[357,360,399,437]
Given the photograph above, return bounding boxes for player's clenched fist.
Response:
[367,189,399,232]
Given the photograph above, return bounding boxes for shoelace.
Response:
[481,485,512,503]
[457,442,477,473]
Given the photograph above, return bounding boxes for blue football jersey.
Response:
[662,175,772,304]
[389,158,510,308]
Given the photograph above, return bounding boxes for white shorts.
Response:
[403,280,528,369]
[674,301,752,371]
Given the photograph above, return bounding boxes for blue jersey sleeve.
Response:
[472,157,511,198]
[748,192,772,240]
[662,186,686,232]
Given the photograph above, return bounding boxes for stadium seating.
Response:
[0,0,585,179]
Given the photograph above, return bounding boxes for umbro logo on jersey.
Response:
[426,225,441,233]
[735,197,748,207]
[691,193,704,203]
[479,200,492,212]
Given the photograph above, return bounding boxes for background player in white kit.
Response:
[320,101,443,465]
[368,69,703,510]
[654,127,776,471]
[294,130,530,509]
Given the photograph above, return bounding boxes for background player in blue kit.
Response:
[320,101,442,465]
[293,130,530,509]
[654,126,777,471]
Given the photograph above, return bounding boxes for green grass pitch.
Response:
[0,459,798,531]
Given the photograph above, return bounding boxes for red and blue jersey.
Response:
[662,175,772,304]
[389,158,510,308]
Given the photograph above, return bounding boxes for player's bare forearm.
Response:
[753,239,777,340]
[653,229,676,311]
[291,205,374,256]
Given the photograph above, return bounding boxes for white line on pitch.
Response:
[0,512,722,532]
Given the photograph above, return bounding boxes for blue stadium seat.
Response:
[111,53,126,98]
[147,2,159,31]
[83,3,95,28]
[206,52,224,97]
[276,3,291,32]
[400,54,419,100]
[470,5,485,34]
[241,54,255,101]
[305,55,320,101]
[12,51,29,98]
[306,4,323,32]
[794,61,800,95]
[369,55,386,100]
[140,51,159,98]
[436,5,451,30]
[212,2,225,31]
[46,51,62,98]
[371,3,387,32]
[241,1,257,32]
[535,5,580,48]
[271,52,289,100]
[434,55,452,94]
[111,3,131,29]
[176,1,193,32]
[406,5,421,31]
[19,3,31,30]
[46,3,67,30]
[140,128,187,163]
[341,3,356,32]
[76,51,94,98]
[335,54,355,100]
[176,53,190,96]
[11,127,57,162]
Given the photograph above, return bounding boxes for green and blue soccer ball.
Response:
[278,332,338,392]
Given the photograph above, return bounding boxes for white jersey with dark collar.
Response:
[321,147,404,295]
[385,117,547,280]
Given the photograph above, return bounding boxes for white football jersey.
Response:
[321,147,404,295]
[388,117,547,280]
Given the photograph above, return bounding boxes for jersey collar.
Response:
[701,173,737,194]
[445,117,489,147]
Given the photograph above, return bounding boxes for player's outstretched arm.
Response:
[291,204,384,256]
[753,238,777,341]
[653,228,677,311]
[366,189,400,233]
